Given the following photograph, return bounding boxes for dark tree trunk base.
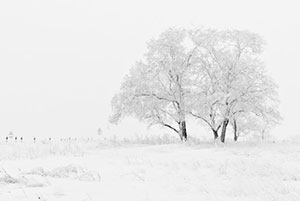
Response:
[179,121,187,141]
[213,129,219,140]
[233,119,238,141]
[220,118,229,143]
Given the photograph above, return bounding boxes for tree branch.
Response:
[188,111,212,128]
[135,93,174,103]
[162,123,179,134]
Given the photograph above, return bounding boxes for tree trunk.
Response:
[233,119,238,141]
[178,121,187,141]
[220,118,229,143]
[212,129,219,140]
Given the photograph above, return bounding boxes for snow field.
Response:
[1,141,300,201]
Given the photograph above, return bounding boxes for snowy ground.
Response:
[1,140,300,201]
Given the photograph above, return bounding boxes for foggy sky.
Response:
[0,0,299,139]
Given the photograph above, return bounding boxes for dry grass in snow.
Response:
[0,140,300,201]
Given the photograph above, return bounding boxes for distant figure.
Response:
[15,137,17,142]
[5,136,8,142]
[49,137,51,141]
[20,137,23,142]
[33,137,36,143]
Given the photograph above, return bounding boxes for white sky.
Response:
[0,0,299,139]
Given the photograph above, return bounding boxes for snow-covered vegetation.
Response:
[1,139,300,201]
[111,28,281,143]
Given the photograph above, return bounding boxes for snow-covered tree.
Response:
[110,28,199,141]
[190,29,281,142]
[111,27,281,143]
